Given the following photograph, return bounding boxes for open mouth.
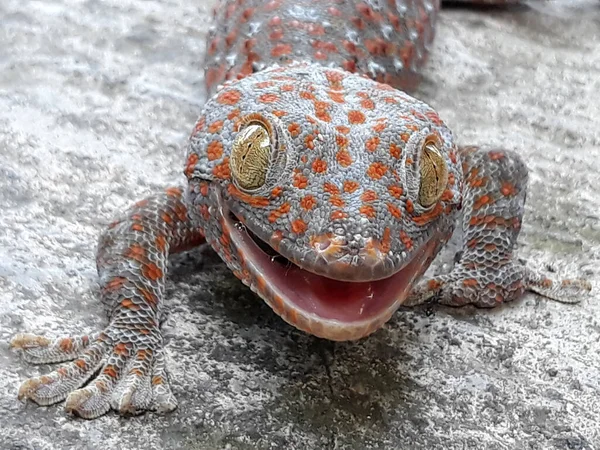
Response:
[224,208,438,341]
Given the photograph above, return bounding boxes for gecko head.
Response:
[186,64,462,341]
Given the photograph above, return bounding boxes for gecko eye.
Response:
[418,138,448,208]
[230,122,272,191]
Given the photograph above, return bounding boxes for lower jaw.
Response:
[218,194,438,341]
[251,240,438,341]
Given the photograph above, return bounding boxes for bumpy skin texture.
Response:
[11,0,591,419]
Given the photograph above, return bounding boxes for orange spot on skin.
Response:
[390,143,402,159]
[271,43,293,57]
[228,184,270,207]
[270,28,284,40]
[125,243,146,262]
[365,136,380,152]
[343,180,360,193]
[161,211,174,225]
[105,276,127,292]
[387,203,402,219]
[225,30,237,48]
[489,151,505,160]
[271,186,283,197]
[312,159,327,173]
[406,199,414,214]
[185,153,199,178]
[360,205,376,218]
[300,91,316,101]
[59,338,73,353]
[255,81,274,89]
[330,196,345,207]
[142,263,163,281]
[336,134,348,148]
[336,150,353,167]
[388,185,403,199]
[329,91,345,103]
[301,195,317,210]
[305,134,315,150]
[323,182,340,195]
[412,202,443,226]
[268,202,291,223]
[291,219,307,234]
[361,190,378,202]
[367,162,388,180]
[139,288,158,309]
[400,230,413,250]
[348,110,366,124]
[373,120,387,132]
[361,98,375,110]
[207,140,224,161]
[336,125,350,134]
[120,298,140,310]
[473,194,493,210]
[166,187,182,197]
[132,223,144,232]
[259,93,279,103]
[103,365,118,379]
[462,279,479,287]
[441,189,454,202]
[315,109,331,122]
[74,359,87,369]
[208,120,224,133]
[330,210,348,220]
[378,227,391,253]
[484,243,497,252]
[217,90,242,105]
[328,6,343,17]
[288,122,301,137]
[293,172,308,189]
[151,376,164,386]
[427,279,442,290]
[501,182,518,197]
[272,110,287,118]
[213,157,231,179]
[314,51,328,60]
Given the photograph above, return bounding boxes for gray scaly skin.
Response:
[11,0,591,419]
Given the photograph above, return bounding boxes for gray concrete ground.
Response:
[1,1,599,449]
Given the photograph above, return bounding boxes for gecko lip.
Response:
[224,209,438,341]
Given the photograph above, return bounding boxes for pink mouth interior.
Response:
[229,214,436,324]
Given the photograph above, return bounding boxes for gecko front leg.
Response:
[11,187,205,419]
[405,146,591,308]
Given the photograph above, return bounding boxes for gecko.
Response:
[10,0,591,419]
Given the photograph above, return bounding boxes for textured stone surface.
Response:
[1,1,599,449]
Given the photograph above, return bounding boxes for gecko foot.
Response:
[404,262,591,308]
[10,327,176,419]
[523,266,592,304]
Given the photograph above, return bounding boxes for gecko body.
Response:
[11,0,590,419]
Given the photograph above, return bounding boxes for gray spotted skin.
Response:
[13,189,201,418]
[188,63,462,282]
[205,0,440,95]
[10,0,591,420]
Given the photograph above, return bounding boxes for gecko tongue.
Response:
[253,244,434,323]
[225,209,437,331]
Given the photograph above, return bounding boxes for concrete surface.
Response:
[1,1,600,449]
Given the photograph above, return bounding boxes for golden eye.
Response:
[230,122,271,191]
[418,139,448,208]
